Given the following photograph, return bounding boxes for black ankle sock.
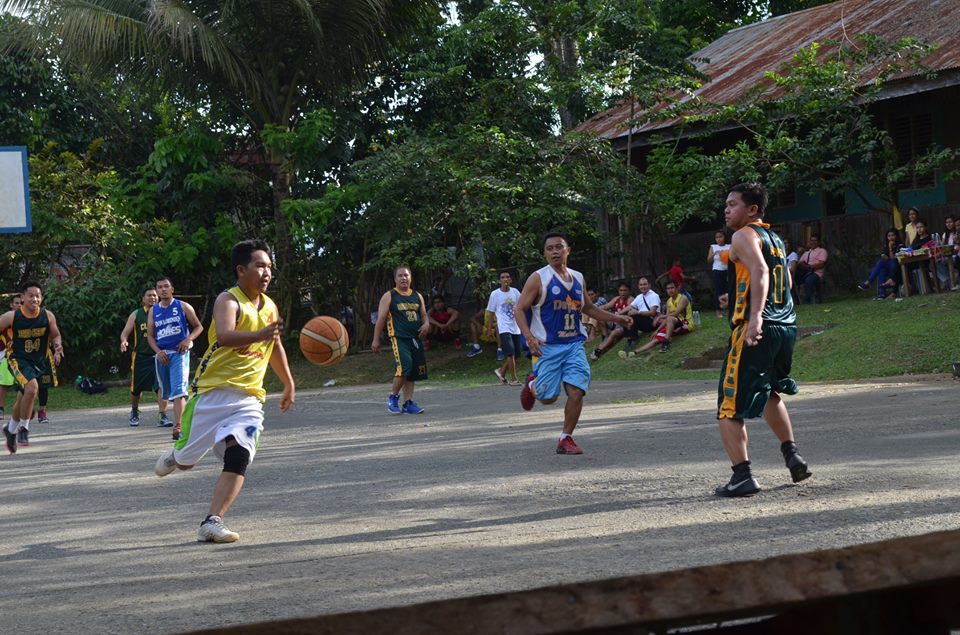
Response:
[780,441,798,457]
[732,460,752,477]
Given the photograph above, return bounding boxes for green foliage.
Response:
[321,124,642,288]
[640,35,960,228]
[44,262,142,376]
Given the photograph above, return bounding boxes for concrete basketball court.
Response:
[2,376,959,634]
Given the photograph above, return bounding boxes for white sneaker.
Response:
[198,516,239,543]
[154,448,177,477]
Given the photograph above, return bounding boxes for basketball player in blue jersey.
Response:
[514,233,632,454]
[147,276,203,440]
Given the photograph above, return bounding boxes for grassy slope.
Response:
[16,291,960,412]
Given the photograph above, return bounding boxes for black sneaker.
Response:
[786,452,812,483]
[659,340,671,353]
[4,426,16,454]
[589,349,601,362]
[715,474,761,497]
[17,428,29,446]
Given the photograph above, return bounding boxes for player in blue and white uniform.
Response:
[515,233,632,455]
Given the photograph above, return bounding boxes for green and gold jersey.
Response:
[133,306,155,357]
[386,288,423,339]
[10,307,50,364]
[728,221,796,327]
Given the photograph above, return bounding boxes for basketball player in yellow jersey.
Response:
[154,239,295,543]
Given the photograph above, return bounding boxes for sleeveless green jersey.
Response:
[11,307,51,364]
[386,288,423,339]
[728,222,796,327]
[133,306,154,356]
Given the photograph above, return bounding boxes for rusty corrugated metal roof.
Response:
[577,0,960,141]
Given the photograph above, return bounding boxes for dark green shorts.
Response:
[9,355,46,389]
[717,322,798,420]
[391,337,428,382]
[131,353,159,396]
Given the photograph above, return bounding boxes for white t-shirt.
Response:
[711,243,731,271]
[629,290,660,315]
[486,287,521,335]
[787,251,799,267]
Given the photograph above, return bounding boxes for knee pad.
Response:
[222,444,250,476]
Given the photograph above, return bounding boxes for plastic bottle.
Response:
[693,310,701,327]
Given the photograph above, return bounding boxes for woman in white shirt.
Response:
[707,230,731,317]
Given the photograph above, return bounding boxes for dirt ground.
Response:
[2,375,958,634]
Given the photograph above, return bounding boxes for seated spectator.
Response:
[426,296,461,351]
[597,282,633,329]
[582,288,608,341]
[707,231,731,317]
[590,276,660,360]
[857,228,903,299]
[794,235,828,304]
[620,281,694,356]
[906,219,940,292]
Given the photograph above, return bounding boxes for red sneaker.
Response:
[556,436,583,455]
[520,373,536,411]
[454,337,462,351]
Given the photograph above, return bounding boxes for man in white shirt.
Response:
[486,272,523,385]
[589,276,660,360]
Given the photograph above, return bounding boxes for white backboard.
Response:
[0,146,32,233]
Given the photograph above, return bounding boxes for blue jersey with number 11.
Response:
[529,265,587,344]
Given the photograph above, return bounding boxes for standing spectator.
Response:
[857,228,904,299]
[938,216,958,289]
[904,207,920,245]
[486,271,522,385]
[707,231,731,317]
[794,235,828,304]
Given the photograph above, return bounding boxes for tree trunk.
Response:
[268,156,297,332]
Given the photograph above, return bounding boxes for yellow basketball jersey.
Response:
[192,287,278,401]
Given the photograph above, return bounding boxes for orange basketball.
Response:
[299,316,349,366]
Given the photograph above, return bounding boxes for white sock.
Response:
[21,420,29,431]
[559,433,571,441]
[6,420,16,434]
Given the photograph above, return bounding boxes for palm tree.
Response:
[1,0,440,323]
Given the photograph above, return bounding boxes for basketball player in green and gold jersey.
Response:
[715,183,812,497]
[154,239,295,543]
[1,282,64,454]
[371,266,430,415]
[120,288,170,427]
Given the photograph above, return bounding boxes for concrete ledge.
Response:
[190,530,960,635]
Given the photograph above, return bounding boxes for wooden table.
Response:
[898,251,954,296]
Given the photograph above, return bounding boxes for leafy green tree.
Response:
[638,35,959,231]
[2,0,442,325]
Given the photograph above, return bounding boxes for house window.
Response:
[771,187,797,209]
[891,112,935,190]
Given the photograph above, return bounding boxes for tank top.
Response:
[728,222,796,327]
[152,298,189,351]
[386,289,423,339]
[192,287,278,402]
[10,307,50,365]
[133,306,154,357]
[711,244,731,270]
[667,294,694,327]
[529,265,586,344]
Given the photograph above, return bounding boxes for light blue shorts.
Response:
[156,350,191,400]
[533,342,590,401]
